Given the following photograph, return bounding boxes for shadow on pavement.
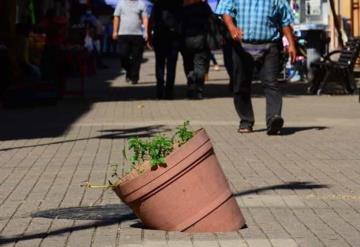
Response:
[31,204,135,221]
[85,81,311,102]
[279,126,328,135]
[0,219,125,245]
[233,181,329,198]
[254,126,329,135]
[0,205,137,245]
[0,125,170,150]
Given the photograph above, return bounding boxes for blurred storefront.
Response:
[289,0,360,48]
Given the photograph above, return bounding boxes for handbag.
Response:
[207,15,225,50]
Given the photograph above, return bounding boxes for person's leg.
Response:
[118,35,131,77]
[180,48,192,80]
[164,40,180,99]
[258,44,283,132]
[192,49,210,99]
[232,42,255,130]
[209,51,220,71]
[209,52,217,65]
[181,49,195,98]
[222,39,234,91]
[154,41,166,98]
[128,35,144,83]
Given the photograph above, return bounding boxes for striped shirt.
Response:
[215,0,294,42]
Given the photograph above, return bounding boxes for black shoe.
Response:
[187,89,195,99]
[194,91,203,100]
[131,80,138,85]
[156,92,163,99]
[164,93,174,100]
[267,115,284,135]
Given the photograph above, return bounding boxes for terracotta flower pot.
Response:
[113,128,245,232]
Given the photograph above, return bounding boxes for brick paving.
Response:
[1,51,360,246]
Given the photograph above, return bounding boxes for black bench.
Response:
[308,38,360,95]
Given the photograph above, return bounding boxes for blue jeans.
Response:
[232,41,282,128]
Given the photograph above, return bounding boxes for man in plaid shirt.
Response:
[216,0,296,135]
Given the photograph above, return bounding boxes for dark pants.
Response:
[232,42,282,128]
[118,35,144,82]
[222,38,234,91]
[154,36,180,99]
[209,52,218,65]
[182,35,210,95]
[182,50,209,94]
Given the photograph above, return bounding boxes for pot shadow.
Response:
[31,204,136,221]
[0,204,138,245]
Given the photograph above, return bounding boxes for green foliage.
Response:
[128,137,148,166]
[123,121,195,173]
[175,120,194,146]
[148,135,173,168]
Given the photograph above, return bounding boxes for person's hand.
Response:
[143,32,148,43]
[147,36,153,50]
[287,44,297,64]
[229,26,243,42]
[112,32,118,40]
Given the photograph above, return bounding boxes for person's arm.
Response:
[216,0,241,42]
[282,25,296,63]
[147,6,155,49]
[112,1,122,40]
[279,0,296,63]
[142,15,149,42]
[112,16,120,40]
[223,14,242,42]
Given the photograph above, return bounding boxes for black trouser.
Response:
[154,36,180,98]
[118,35,144,82]
[182,35,210,94]
[209,52,218,65]
[222,38,234,91]
[232,41,282,128]
[182,50,209,93]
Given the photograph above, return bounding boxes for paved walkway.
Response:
[1,52,360,247]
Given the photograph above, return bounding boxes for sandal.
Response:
[238,127,253,133]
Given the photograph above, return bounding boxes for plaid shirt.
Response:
[215,0,294,42]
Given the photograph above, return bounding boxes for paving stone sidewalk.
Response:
[1,52,360,247]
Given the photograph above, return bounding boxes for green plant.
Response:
[175,120,193,146]
[128,137,148,166]
[148,135,173,169]
[123,121,194,173]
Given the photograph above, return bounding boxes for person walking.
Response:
[182,0,212,100]
[148,0,183,99]
[216,0,296,135]
[113,0,149,84]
